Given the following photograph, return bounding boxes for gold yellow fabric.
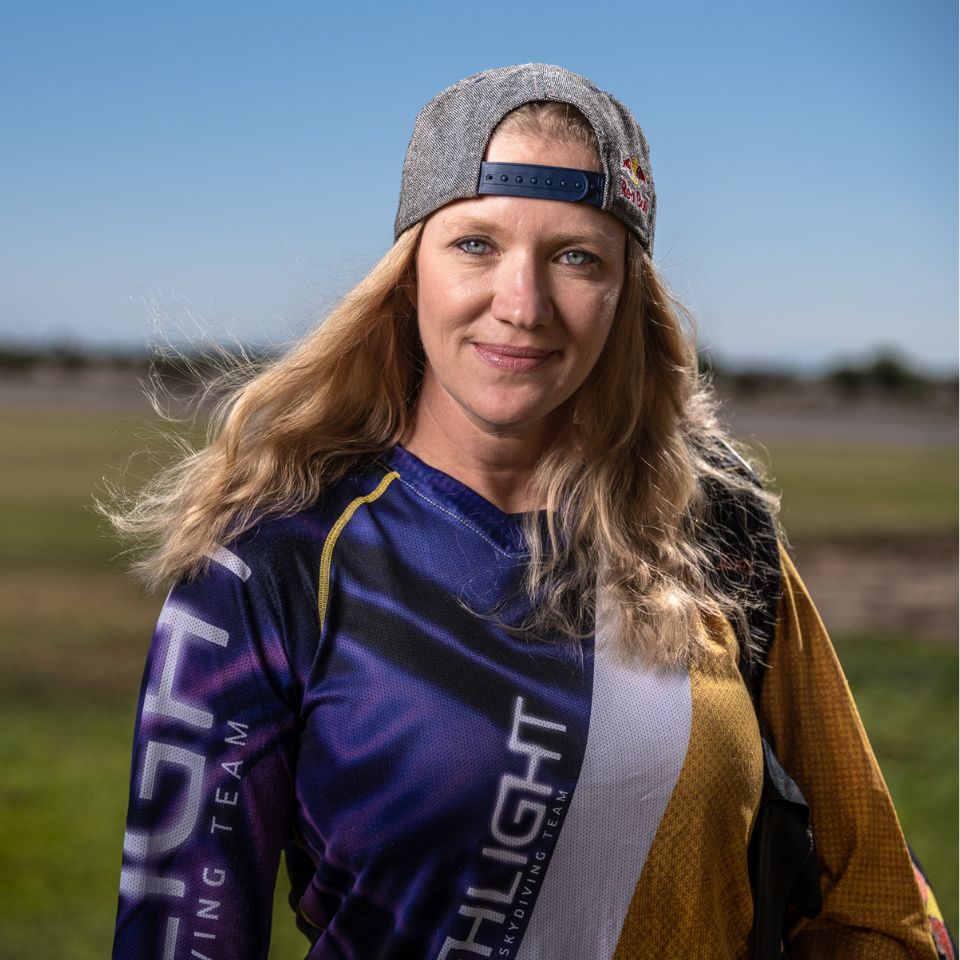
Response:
[613,546,938,959]
[764,547,937,959]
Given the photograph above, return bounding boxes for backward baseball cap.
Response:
[394,63,657,253]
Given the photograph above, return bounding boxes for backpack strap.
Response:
[697,440,779,695]
[697,439,782,678]
[699,443,822,958]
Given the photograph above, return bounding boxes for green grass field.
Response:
[763,442,958,542]
[0,409,956,958]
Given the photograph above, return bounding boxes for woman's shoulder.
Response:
[215,456,397,581]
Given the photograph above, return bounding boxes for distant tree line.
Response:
[699,348,956,400]
[0,342,955,400]
[0,343,278,378]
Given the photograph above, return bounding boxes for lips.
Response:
[472,342,557,372]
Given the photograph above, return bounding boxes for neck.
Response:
[402,382,556,515]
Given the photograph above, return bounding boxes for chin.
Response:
[470,400,561,436]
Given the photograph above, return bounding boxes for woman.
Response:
[110,64,943,959]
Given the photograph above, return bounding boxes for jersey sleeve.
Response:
[112,542,307,960]
[760,545,939,960]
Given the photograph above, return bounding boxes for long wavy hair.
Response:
[106,102,777,666]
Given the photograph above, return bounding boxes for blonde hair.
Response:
[107,101,776,666]
[108,225,423,585]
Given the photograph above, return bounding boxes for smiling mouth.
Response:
[472,342,558,371]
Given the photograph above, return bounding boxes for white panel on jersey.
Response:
[516,604,692,959]
[205,545,252,581]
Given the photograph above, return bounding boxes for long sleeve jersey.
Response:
[112,445,938,959]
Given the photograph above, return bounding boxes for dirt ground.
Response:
[3,367,957,641]
[790,536,957,643]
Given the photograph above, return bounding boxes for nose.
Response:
[490,253,554,329]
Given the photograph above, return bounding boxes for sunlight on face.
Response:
[413,128,627,455]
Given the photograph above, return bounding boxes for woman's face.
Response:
[413,128,627,453]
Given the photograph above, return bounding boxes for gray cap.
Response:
[394,63,656,252]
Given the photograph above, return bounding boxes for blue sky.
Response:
[1,0,956,370]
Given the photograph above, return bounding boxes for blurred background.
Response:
[0,1,956,956]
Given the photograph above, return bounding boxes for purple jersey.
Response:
[114,447,605,958]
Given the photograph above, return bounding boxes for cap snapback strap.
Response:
[477,162,605,206]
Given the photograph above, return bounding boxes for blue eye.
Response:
[562,250,594,266]
[458,238,489,255]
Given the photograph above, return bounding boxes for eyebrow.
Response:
[440,215,624,249]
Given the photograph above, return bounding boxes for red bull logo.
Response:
[621,155,647,187]
[620,155,650,217]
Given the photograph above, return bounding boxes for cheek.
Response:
[414,267,449,357]
[415,266,484,349]
[572,285,623,362]
[597,278,625,324]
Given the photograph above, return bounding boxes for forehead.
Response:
[484,126,600,173]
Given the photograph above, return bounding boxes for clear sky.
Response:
[1,0,956,371]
